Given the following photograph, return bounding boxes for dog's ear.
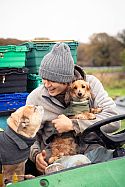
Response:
[64,85,72,105]
[86,83,94,99]
[86,82,91,91]
[65,92,71,105]
[90,91,94,100]
[8,109,29,130]
[8,111,22,126]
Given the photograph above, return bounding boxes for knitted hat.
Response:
[39,43,74,83]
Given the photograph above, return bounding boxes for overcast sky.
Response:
[0,0,125,43]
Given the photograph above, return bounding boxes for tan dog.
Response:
[49,80,102,164]
[66,79,102,119]
[0,105,44,185]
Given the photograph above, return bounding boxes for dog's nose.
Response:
[78,92,82,97]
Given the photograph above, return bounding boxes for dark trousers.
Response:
[25,159,41,177]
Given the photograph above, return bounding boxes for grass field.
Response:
[105,86,125,99]
[121,120,125,130]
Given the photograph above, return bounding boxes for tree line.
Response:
[77,30,125,67]
[0,31,125,67]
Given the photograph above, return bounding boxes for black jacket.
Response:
[0,126,35,165]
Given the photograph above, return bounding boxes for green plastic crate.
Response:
[23,40,78,74]
[0,45,28,68]
[27,74,42,93]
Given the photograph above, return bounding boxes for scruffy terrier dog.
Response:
[0,105,44,185]
[48,136,78,164]
[48,80,102,164]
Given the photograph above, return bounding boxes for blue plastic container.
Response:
[0,93,29,112]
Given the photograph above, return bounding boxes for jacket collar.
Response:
[4,126,36,149]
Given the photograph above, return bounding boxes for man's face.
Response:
[43,79,68,96]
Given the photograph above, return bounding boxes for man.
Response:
[26,43,120,174]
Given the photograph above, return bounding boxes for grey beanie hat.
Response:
[39,43,74,83]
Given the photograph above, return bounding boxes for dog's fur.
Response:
[49,80,102,164]
[0,105,44,184]
[48,136,78,164]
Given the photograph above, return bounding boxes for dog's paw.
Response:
[74,114,88,120]
[48,157,55,164]
[74,112,96,120]
[96,108,102,113]
[91,108,102,114]
[48,156,59,164]
[87,113,96,120]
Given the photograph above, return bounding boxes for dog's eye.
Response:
[73,86,77,89]
[82,85,85,88]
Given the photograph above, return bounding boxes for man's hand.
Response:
[52,114,73,133]
[35,150,48,173]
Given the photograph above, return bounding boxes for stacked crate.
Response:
[22,40,79,93]
[0,45,29,130]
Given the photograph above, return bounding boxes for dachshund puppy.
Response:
[0,105,44,184]
[48,80,102,165]
[65,79,102,119]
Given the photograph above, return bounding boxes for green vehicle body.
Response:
[9,156,125,187]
